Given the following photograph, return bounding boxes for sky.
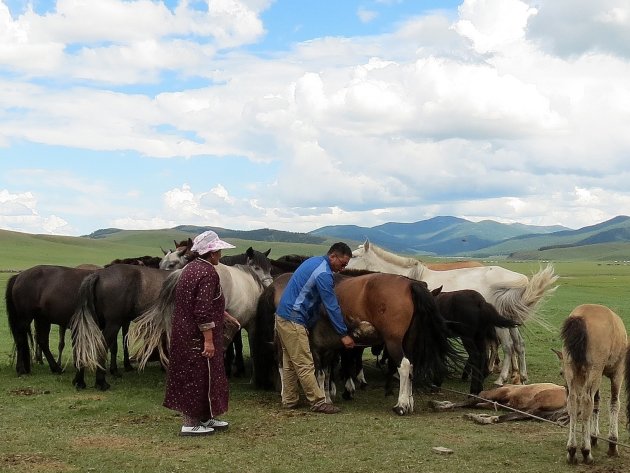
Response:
[1,0,630,237]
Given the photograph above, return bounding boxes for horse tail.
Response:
[492,264,558,325]
[405,281,461,390]
[6,273,33,374]
[128,269,182,370]
[252,283,279,390]
[625,344,630,431]
[69,272,108,372]
[480,299,519,330]
[560,315,588,372]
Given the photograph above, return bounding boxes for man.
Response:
[275,242,355,414]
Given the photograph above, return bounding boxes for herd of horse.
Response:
[5,238,630,464]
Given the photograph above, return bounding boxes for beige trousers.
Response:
[274,315,326,408]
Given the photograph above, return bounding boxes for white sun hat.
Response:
[191,230,235,255]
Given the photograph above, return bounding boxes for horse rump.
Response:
[251,280,280,390]
[405,282,463,391]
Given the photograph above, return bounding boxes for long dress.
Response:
[163,258,229,420]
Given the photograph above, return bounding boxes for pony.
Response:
[127,262,272,373]
[71,254,273,390]
[5,265,98,375]
[252,270,462,415]
[347,240,558,386]
[557,304,629,464]
[430,382,568,424]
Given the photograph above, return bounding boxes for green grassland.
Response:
[1,234,630,472]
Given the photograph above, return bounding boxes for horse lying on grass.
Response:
[429,382,568,425]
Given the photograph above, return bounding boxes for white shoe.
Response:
[201,418,229,431]
[180,425,215,436]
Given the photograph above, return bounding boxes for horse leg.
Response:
[109,332,121,378]
[340,349,357,400]
[566,390,579,464]
[462,337,483,394]
[34,318,63,374]
[580,390,595,464]
[511,327,527,384]
[122,320,133,372]
[233,329,245,377]
[355,347,367,390]
[393,357,414,416]
[224,340,234,378]
[607,369,623,457]
[493,327,513,386]
[72,366,87,390]
[96,324,120,391]
[57,326,66,368]
[591,390,600,447]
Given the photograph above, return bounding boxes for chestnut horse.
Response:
[558,304,629,464]
[252,271,461,415]
[347,240,558,386]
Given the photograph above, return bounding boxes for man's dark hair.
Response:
[327,242,352,258]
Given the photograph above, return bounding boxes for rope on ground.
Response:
[433,385,630,450]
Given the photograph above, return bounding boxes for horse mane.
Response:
[364,243,426,279]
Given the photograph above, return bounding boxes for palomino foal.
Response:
[559,304,629,464]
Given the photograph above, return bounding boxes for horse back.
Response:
[12,265,97,323]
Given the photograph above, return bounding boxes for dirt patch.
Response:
[9,387,50,396]
[71,435,143,450]
[0,453,75,472]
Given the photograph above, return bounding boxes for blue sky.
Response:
[1,0,630,236]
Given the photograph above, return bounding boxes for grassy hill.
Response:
[0,229,333,271]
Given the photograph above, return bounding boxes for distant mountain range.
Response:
[85,215,630,257]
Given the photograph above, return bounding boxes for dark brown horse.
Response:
[6,265,98,375]
[253,270,461,415]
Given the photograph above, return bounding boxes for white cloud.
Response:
[357,8,378,23]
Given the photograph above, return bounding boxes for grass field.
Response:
[1,243,630,472]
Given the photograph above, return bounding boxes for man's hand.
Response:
[341,335,355,349]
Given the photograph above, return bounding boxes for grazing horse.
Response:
[252,270,461,415]
[347,240,558,386]
[430,382,568,424]
[558,304,629,465]
[5,265,98,375]
[127,263,272,373]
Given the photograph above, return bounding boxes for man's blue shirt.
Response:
[276,255,348,336]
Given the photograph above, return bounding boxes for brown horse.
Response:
[252,270,461,415]
[558,304,629,464]
[430,382,568,424]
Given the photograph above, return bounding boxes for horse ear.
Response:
[173,240,179,249]
[431,286,443,297]
[264,248,271,257]
[187,238,193,248]
[551,348,563,360]
[364,239,370,251]
[246,247,254,257]
[160,246,168,255]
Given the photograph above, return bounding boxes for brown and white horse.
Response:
[347,240,558,386]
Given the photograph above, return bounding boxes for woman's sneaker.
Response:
[201,418,229,431]
[180,425,215,436]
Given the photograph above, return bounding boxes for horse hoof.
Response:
[73,381,87,390]
[96,382,111,391]
[392,406,406,416]
[342,391,353,401]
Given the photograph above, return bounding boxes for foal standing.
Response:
[559,304,628,464]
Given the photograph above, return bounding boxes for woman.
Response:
[163,230,236,436]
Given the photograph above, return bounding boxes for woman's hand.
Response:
[202,339,215,359]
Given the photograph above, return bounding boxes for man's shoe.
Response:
[180,425,215,436]
[201,418,229,431]
[311,403,341,414]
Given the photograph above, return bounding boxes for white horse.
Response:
[347,240,558,386]
[129,262,272,370]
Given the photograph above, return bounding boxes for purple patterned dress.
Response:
[163,258,229,420]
